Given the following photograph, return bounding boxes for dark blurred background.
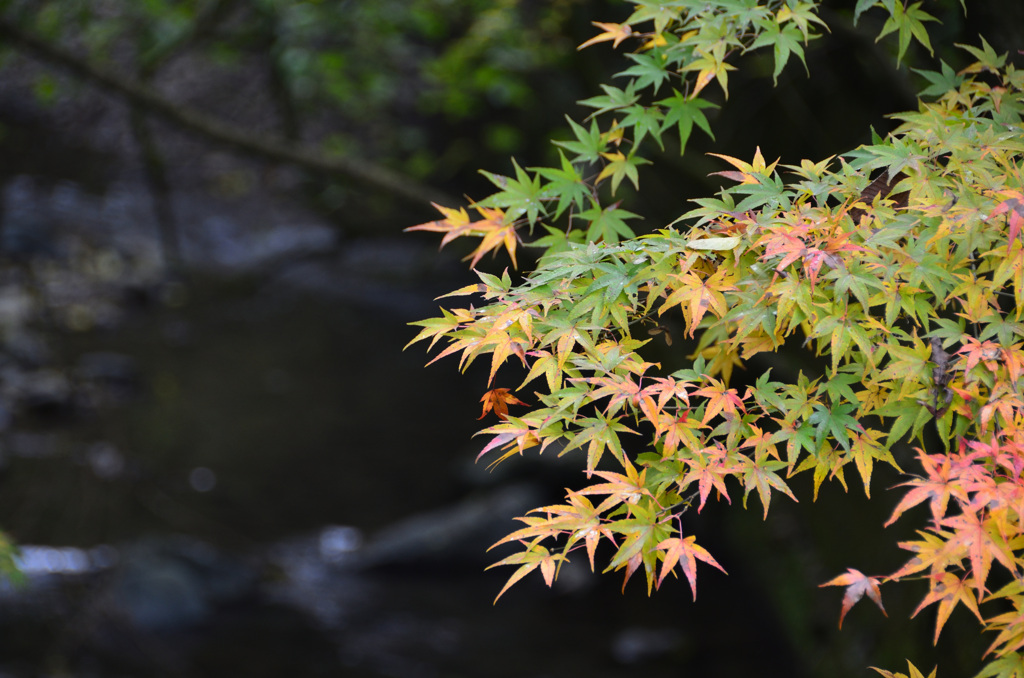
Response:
[0,1,1019,676]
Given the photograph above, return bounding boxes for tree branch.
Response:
[0,16,456,209]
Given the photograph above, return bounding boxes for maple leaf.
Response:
[1001,343,1024,383]
[911,571,984,643]
[575,464,651,513]
[885,449,972,527]
[679,443,736,511]
[405,203,519,269]
[558,492,617,571]
[487,542,567,602]
[979,385,1023,435]
[847,427,902,498]
[466,207,520,270]
[820,568,887,629]
[478,388,527,420]
[888,530,967,582]
[659,267,736,337]
[489,494,615,576]
[708,147,779,184]
[692,378,745,424]
[757,223,811,277]
[490,513,567,547]
[405,202,473,242]
[638,376,692,436]
[681,47,737,99]
[939,510,1017,596]
[984,603,1024,658]
[578,372,642,416]
[658,412,705,458]
[990,190,1024,252]
[578,21,633,50]
[564,412,638,476]
[604,506,664,593]
[655,535,727,598]
[870,661,937,678]
[959,337,1002,374]
[735,454,797,519]
[476,417,542,463]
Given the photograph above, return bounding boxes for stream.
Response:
[0,80,982,674]
[0,162,819,677]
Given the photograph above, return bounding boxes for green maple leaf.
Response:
[748,19,809,84]
[553,116,607,165]
[577,203,641,244]
[579,81,640,118]
[619,104,665,149]
[617,53,671,94]
[533,150,591,221]
[477,158,545,225]
[913,60,963,98]
[656,89,716,156]
[876,1,937,65]
[808,401,859,451]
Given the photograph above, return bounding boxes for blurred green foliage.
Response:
[0,531,23,585]
[0,0,585,184]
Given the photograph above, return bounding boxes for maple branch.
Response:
[0,16,455,208]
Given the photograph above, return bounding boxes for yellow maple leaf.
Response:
[406,203,519,269]
[708,147,779,184]
[578,21,633,50]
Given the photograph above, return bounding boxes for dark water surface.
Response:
[0,115,985,678]
[0,267,814,678]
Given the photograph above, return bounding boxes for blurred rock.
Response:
[96,536,257,632]
[352,483,544,571]
[611,626,687,665]
[75,351,140,404]
[0,176,56,258]
[85,442,125,480]
[11,369,73,421]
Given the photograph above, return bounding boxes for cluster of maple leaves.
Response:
[407,2,1024,676]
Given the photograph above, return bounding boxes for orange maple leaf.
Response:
[820,568,887,629]
[692,378,745,424]
[466,206,519,270]
[478,388,527,420]
[959,336,1002,374]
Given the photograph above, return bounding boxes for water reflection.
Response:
[318,525,363,563]
[188,466,217,493]
[0,157,907,676]
[12,544,115,576]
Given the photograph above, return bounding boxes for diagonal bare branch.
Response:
[0,16,456,209]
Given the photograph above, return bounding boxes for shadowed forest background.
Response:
[0,1,1020,676]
